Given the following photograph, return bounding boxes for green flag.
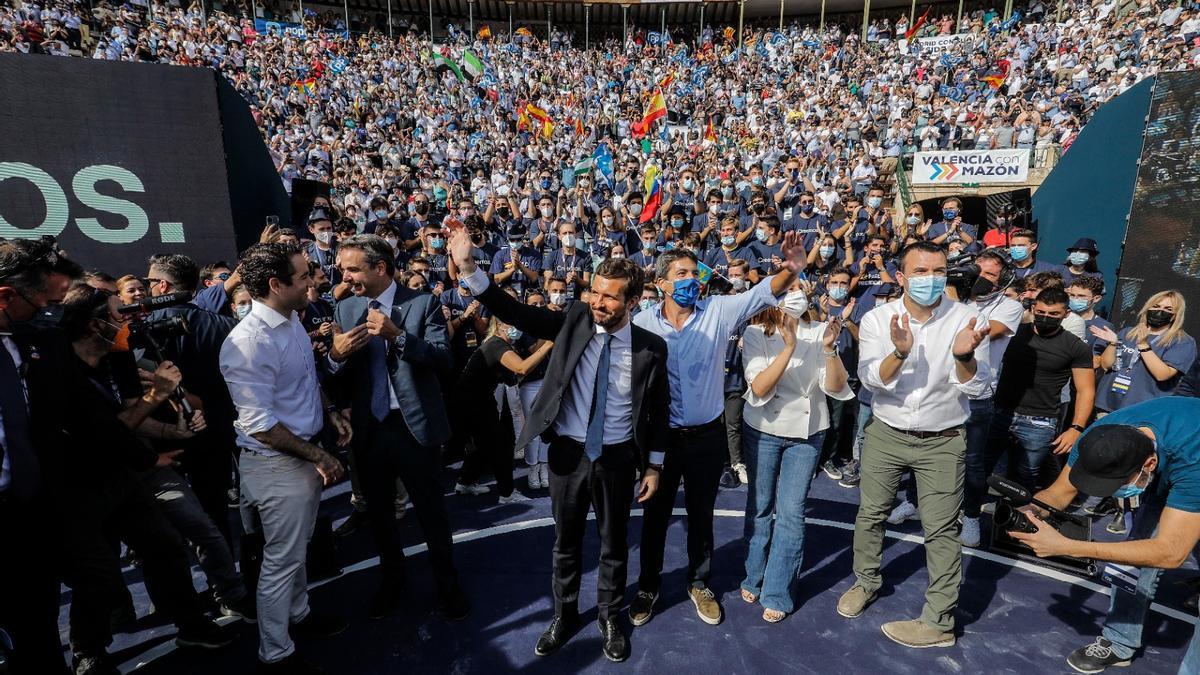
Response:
[639,138,652,155]
[431,52,464,82]
[573,157,593,176]
[463,50,484,79]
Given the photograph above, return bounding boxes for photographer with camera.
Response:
[1010,396,1200,674]
[144,254,239,541]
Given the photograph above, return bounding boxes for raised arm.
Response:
[450,228,567,340]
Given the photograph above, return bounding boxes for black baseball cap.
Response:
[1068,424,1155,496]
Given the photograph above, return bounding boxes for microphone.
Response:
[987,475,1032,506]
[117,291,193,315]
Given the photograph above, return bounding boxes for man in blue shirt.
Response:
[627,232,809,628]
[1011,397,1200,674]
[490,222,544,296]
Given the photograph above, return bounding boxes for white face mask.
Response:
[315,231,333,245]
[561,234,576,249]
[602,216,615,227]
[629,204,643,217]
[540,206,554,218]
[384,237,398,249]
[548,292,566,306]
[779,289,809,319]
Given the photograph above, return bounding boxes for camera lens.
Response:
[993,502,1039,535]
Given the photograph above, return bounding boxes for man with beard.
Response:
[448,228,670,663]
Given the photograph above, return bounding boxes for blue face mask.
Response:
[1069,297,1090,314]
[801,203,815,214]
[669,278,701,308]
[638,298,657,312]
[867,196,882,209]
[643,242,657,254]
[819,246,835,258]
[506,326,523,341]
[1112,469,1149,499]
[751,175,763,186]
[942,209,958,221]
[431,237,446,250]
[828,286,849,301]
[755,228,769,242]
[721,235,737,248]
[541,178,552,189]
[235,304,252,320]
[1009,245,1029,262]
[904,274,947,306]
[1068,251,1091,266]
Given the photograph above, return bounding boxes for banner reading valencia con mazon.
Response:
[912,149,1031,185]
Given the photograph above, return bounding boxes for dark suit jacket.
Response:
[332,287,453,448]
[473,283,670,470]
[151,303,238,451]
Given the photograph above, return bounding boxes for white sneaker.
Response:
[499,490,530,503]
[960,516,981,548]
[528,467,540,490]
[733,463,749,485]
[538,463,550,489]
[887,500,919,525]
[455,482,490,496]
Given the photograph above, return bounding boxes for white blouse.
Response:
[741,320,854,440]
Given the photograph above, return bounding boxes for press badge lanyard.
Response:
[1112,335,1157,396]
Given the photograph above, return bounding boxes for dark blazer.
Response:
[332,287,453,448]
[473,282,670,470]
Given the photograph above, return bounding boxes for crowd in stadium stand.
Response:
[3,0,1200,674]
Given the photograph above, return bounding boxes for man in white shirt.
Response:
[837,241,989,649]
[220,243,351,674]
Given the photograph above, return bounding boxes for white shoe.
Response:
[733,463,749,485]
[455,482,490,496]
[528,467,540,491]
[499,490,530,503]
[540,463,551,489]
[960,516,981,548]
[887,501,919,525]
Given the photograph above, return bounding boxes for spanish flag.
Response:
[640,91,667,129]
[515,27,533,37]
[657,71,675,91]
[574,117,584,138]
[981,59,1011,89]
[541,119,554,139]
[477,25,492,40]
[704,116,717,143]
[526,103,551,124]
[517,107,531,131]
[905,7,931,41]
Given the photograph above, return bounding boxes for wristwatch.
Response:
[1137,346,1152,353]
[892,349,909,360]
[953,351,974,363]
[1069,423,1086,433]
[324,404,338,415]
[392,330,408,355]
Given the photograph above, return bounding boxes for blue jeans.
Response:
[741,423,825,614]
[987,409,1058,491]
[1101,483,1200,673]
[852,402,873,461]
[962,397,996,518]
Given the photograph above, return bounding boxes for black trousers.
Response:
[638,419,726,593]
[457,392,515,497]
[547,437,636,620]
[723,392,744,466]
[821,394,859,466]
[356,411,459,596]
[0,495,69,674]
[59,471,204,657]
[182,431,236,544]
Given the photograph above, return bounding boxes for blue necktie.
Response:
[0,341,37,501]
[584,334,613,462]
[367,301,390,422]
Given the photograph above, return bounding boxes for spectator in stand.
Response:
[1008,229,1059,280]
[1055,237,1105,287]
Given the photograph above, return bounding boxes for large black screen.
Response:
[0,53,237,270]
[1112,71,1200,333]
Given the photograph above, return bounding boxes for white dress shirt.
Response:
[858,294,990,432]
[742,320,854,439]
[220,301,323,455]
[971,293,1024,396]
[462,267,662,463]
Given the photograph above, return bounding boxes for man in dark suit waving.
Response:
[326,234,468,621]
[449,228,670,663]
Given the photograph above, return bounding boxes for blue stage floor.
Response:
[84,467,1196,674]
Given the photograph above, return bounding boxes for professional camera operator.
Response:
[1010,396,1200,674]
[63,285,256,625]
[144,254,239,541]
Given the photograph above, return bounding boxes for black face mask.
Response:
[970,276,998,299]
[1021,297,1034,310]
[317,282,333,295]
[414,202,430,216]
[1033,314,1063,335]
[1146,309,1174,329]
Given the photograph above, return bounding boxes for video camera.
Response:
[116,291,195,415]
[987,475,1097,575]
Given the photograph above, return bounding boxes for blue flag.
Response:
[593,143,614,188]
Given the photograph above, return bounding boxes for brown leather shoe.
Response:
[688,584,723,625]
[836,584,877,619]
[881,619,956,648]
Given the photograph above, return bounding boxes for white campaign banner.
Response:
[912,149,1031,184]
[914,33,976,56]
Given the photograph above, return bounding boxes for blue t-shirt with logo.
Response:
[1095,327,1197,412]
[1068,397,1200,512]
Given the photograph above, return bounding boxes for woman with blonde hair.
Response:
[1092,290,1196,414]
[739,278,853,623]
